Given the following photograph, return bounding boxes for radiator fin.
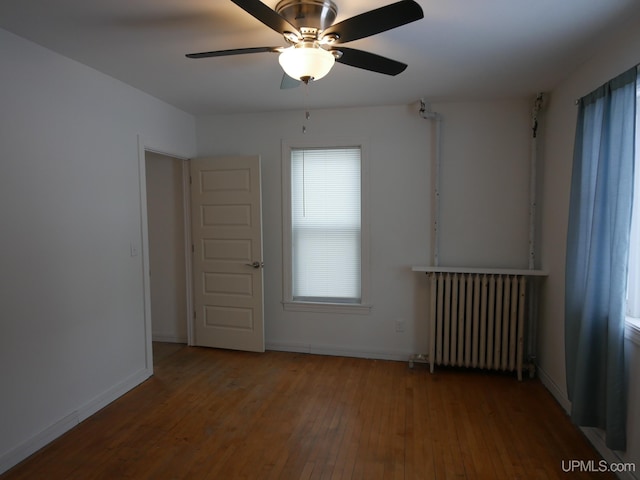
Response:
[428,273,526,380]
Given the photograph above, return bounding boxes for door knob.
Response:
[245,261,263,269]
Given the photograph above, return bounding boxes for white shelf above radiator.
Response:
[411,266,548,276]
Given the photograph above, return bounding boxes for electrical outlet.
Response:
[395,319,405,333]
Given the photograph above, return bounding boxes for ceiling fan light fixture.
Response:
[278,43,335,83]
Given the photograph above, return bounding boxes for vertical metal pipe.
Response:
[527,93,545,376]
[419,99,442,266]
[529,93,544,269]
[434,116,442,266]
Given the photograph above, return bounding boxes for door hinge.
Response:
[189,175,192,185]
[191,244,195,253]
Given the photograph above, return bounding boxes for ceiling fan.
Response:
[186,0,424,87]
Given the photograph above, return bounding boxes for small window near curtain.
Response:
[627,79,640,319]
[290,147,361,303]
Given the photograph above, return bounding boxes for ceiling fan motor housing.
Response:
[275,0,338,33]
[187,0,424,82]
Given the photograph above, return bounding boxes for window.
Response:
[627,79,640,321]
[282,140,370,313]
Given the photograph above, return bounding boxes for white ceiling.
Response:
[1,0,639,115]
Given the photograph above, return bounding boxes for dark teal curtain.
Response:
[565,67,637,450]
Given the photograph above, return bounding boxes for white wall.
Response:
[0,28,196,473]
[436,101,531,268]
[145,152,188,343]
[196,99,532,360]
[538,11,640,471]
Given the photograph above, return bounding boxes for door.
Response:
[190,156,265,352]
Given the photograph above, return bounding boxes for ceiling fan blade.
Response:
[333,47,407,76]
[186,46,282,59]
[280,73,301,89]
[230,0,300,36]
[321,0,423,44]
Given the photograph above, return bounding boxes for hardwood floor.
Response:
[2,344,613,479]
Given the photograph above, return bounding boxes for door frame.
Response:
[137,136,194,372]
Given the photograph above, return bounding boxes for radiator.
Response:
[427,272,527,380]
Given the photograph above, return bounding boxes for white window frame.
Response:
[281,137,371,314]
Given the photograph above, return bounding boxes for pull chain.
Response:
[302,81,310,134]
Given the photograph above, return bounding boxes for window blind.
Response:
[291,147,361,302]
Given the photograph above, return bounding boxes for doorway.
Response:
[145,151,191,363]
[142,151,266,363]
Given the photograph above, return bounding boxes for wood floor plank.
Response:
[1,344,615,480]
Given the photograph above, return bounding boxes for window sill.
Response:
[626,316,640,346]
[282,301,372,315]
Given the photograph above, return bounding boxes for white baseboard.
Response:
[266,341,412,362]
[537,365,637,480]
[536,364,571,413]
[0,411,79,476]
[152,333,187,344]
[76,367,152,423]
[0,367,152,475]
[580,428,636,479]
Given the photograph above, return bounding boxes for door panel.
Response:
[190,156,264,352]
